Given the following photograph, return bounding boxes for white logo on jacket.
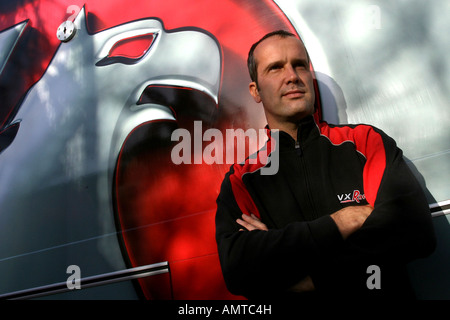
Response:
[337,190,366,204]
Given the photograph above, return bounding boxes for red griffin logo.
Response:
[337,190,366,204]
[0,0,311,300]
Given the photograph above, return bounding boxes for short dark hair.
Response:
[247,30,297,85]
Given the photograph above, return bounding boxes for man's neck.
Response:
[267,115,314,142]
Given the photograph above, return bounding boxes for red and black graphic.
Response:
[0,0,321,299]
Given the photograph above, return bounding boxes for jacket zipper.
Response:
[295,140,318,219]
[295,141,302,156]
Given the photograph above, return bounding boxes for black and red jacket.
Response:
[215,115,436,299]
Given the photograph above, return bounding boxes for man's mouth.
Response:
[282,89,306,98]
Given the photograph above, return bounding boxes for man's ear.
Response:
[249,82,262,103]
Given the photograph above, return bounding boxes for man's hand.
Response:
[330,205,373,239]
[237,214,268,231]
[289,276,315,293]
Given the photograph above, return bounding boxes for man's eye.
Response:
[295,61,309,70]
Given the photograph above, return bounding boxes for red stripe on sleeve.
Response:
[318,122,386,206]
[228,131,276,219]
[229,168,261,218]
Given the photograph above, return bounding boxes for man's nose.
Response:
[285,64,300,84]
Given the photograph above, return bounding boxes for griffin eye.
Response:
[96,32,158,66]
[108,33,155,59]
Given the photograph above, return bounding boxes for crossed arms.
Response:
[236,205,373,293]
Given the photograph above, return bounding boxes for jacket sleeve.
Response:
[215,167,344,298]
[345,128,436,262]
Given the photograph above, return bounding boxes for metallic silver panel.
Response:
[0,21,27,75]
[276,0,450,204]
[0,7,221,294]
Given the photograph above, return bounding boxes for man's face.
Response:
[249,36,315,128]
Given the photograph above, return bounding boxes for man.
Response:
[215,30,436,300]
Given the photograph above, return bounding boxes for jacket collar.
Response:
[265,115,319,150]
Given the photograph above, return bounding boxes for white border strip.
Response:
[0,261,169,300]
[430,200,450,217]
